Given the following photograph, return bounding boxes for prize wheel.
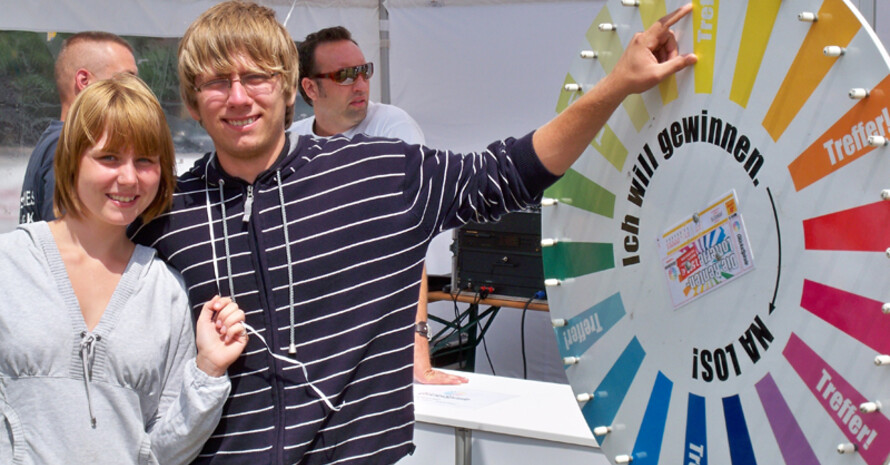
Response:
[543,0,890,463]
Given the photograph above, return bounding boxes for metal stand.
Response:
[455,427,472,465]
[427,290,549,371]
[428,298,501,371]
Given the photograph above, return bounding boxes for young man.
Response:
[132,1,696,463]
[19,31,138,223]
[291,25,467,386]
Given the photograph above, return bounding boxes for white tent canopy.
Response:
[0,0,607,140]
[3,0,887,151]
[0,1,379,38]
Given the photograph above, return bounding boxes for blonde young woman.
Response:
[0,73,247,464]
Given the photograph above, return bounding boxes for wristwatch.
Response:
[414,321,431,340]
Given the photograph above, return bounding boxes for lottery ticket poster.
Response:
[657,190,755,309]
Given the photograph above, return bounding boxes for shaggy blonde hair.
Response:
[178,0,300,125]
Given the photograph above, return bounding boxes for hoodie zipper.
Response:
[243,185,254,223]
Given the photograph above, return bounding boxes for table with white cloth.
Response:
[401,370,610,465]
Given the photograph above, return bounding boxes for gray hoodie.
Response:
[0,222,230,464]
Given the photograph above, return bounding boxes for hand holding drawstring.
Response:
[195,295,248,377]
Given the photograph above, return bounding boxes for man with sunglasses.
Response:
[132,1,696,463]
[292,27,423,143]
[291,26,468,387]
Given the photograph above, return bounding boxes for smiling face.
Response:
[54,73,175,223]
[188,56,295,180]
[75,131,161,228]
[302,40,370,136]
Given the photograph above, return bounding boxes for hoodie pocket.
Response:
[0,400,24,464]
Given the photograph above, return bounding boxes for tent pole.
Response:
[378,0,391,104]
[858,0,876,29]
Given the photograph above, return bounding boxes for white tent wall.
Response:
[1,0,889,384]
[879,0,890,43]
[387,0,601,152]
[388,0,603,383]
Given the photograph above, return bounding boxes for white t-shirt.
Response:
[288,101,425,145]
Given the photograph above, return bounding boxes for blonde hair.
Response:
[54,73,176,222]
[178,0,299,125]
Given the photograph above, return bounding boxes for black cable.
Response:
[520,294,535,379]
[449,289,461,334]
[478,299,500,376]
[444,290,462,368]
[482,328,496,376]
[451,288,462,322]
[462,290,481,369]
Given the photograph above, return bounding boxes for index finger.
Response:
[658,3,693,30]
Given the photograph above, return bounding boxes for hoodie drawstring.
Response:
[79,331,100,428]
[203,162,339,411]
[204,165,237,300]
[218,180,237,300]
[276,170,297,356]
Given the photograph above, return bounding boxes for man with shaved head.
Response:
[19,31,138,223]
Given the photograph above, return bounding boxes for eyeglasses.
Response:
[311,63,374,86]
[194,72,280,96]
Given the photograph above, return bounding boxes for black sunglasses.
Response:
[311,63,374,86]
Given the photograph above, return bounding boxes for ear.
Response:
[286,81,298,107]
[301,77,319,103]
[186,102,203,125]
[74,69,92,94]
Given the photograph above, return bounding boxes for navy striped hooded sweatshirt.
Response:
[132,130,557,464]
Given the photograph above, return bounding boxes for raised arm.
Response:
[533,3,697,175]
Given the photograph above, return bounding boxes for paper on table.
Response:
[415,385,517,410]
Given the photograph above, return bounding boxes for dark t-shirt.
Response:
[19,120,64,224]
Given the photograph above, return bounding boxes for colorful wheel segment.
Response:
[544,1,890,464]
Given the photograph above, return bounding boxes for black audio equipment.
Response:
[451,210,545,300]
